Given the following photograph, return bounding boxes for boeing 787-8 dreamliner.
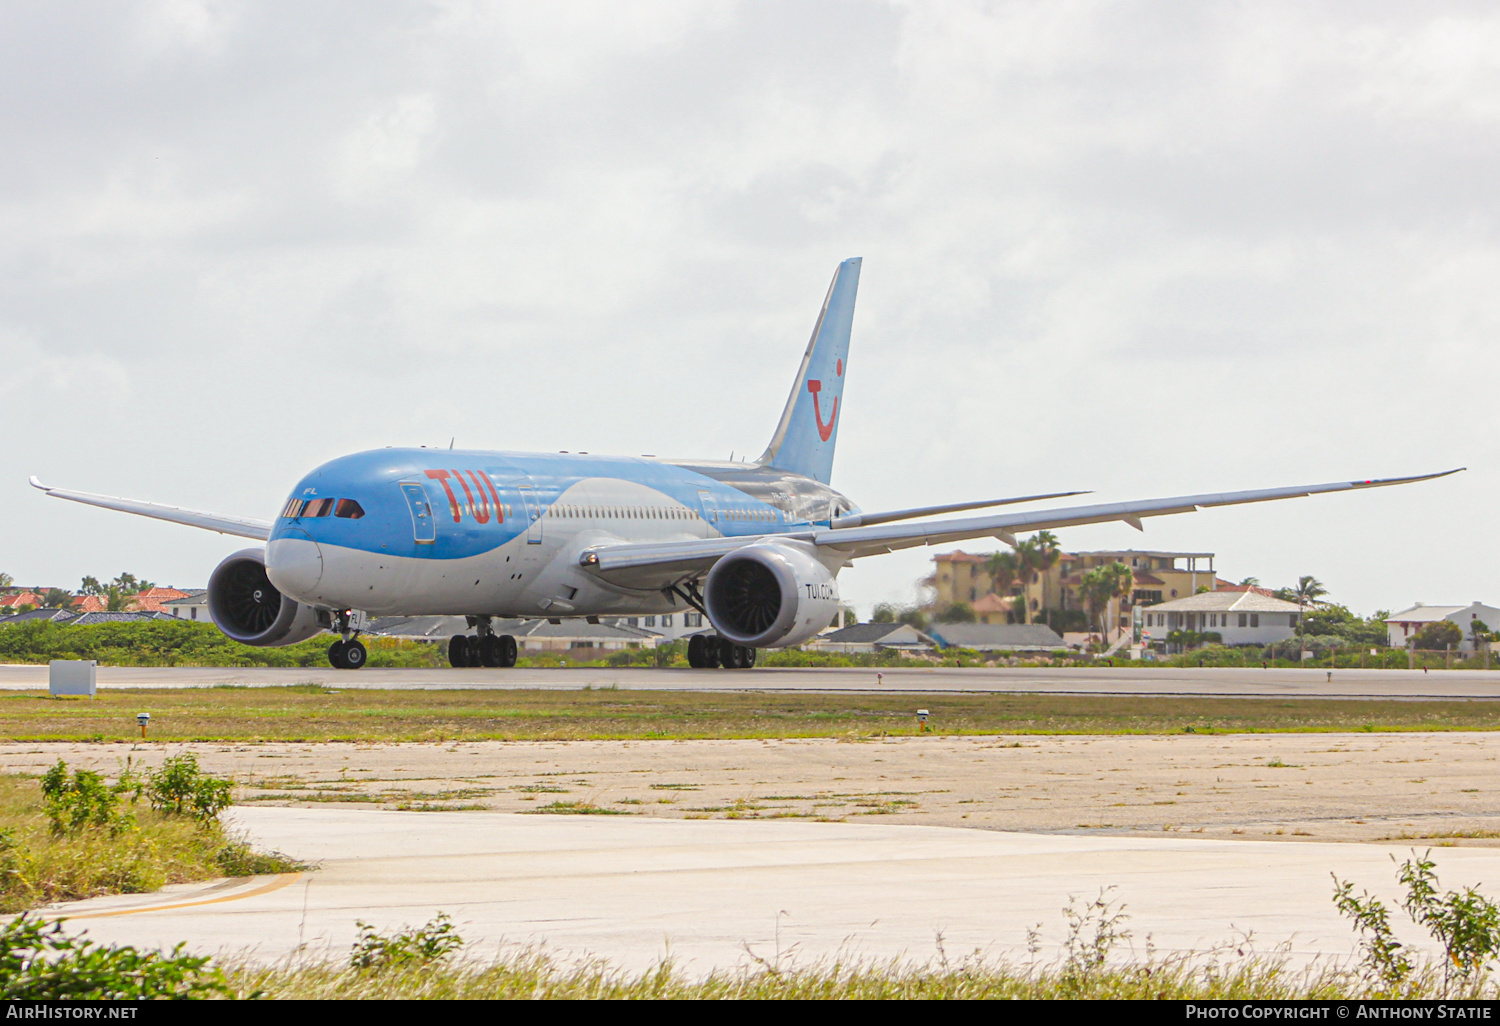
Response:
[30,258,1459,670]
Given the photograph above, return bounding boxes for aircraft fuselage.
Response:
[264,448,857,619]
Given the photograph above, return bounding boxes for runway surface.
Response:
[3,663,1500,699]
[46,807,1500,972]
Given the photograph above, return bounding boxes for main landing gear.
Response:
[449,633,518,668]
[687,634,756,669]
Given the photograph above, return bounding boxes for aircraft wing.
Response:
[30,477,272,541]
[581,469,1462,590]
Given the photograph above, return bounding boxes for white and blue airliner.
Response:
[30,259,1459,670]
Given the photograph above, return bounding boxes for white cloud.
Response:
[0,0,1493,616]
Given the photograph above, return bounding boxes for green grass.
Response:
[0,774,301,912]
[4,687,1500,741]
[218,949,1491,1000]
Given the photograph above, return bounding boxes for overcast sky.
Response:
[3,1,1495,618]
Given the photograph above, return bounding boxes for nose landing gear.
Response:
[327,610,368,669]
[328,638,367,670]
[687,634,756,669]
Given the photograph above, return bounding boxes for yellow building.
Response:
[931,548,1219,630]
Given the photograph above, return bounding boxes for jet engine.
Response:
[703,542,841,649]
[207,548,325,647]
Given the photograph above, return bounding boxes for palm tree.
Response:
[1017,532,1062,625]
[1294,575,1327,656]
[985,550,1021,621]
[0,572,12,591]
[1239,577,1260,587]
[1082,562,1134,646]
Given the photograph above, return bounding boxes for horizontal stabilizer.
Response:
[29,476,272,541]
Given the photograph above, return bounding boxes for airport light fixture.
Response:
[917,709,929,732]
[136,712,150,738]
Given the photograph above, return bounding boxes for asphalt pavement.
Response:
[2,663,1500,698]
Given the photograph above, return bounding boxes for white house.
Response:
[163,590,212,624]
[1384,602,1500,652]
[1140,588,1302,648]
[806,622,937,654]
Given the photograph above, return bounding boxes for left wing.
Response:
[30,477,273,540]
[582,469,1462,590]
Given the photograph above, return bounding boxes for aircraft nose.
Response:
[266,528,323,599]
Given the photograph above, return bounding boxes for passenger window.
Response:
[307,498,334,517]
[334,499,365,519]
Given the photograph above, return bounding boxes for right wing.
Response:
[581,469,1462,590]
[30,477,272,541]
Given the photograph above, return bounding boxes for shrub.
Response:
[146,754,233,821]
[1334,851,1500,993]
[350,913,464,971]
[0,914,233,1000]
[38,760,130,836]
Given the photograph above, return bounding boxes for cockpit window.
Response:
[305,497,334,518]
[281,498,305,518]
[334,498,365,519]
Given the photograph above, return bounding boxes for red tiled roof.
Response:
[72,595,106,613]
[1215,584,1277,598]
[934,551,987,564]
[0,592,42,608]
[1133,572,1165,586]
[971,593,1014,613]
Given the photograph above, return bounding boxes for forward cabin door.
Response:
[399,482,436,544]
[697,490,719,529]
[518,484,543,544]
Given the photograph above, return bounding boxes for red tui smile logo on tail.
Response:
[806,358,844,442]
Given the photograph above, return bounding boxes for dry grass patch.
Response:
[4,689,1500,742]
[0,773,300,912]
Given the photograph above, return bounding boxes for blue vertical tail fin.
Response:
[757,257,861,484]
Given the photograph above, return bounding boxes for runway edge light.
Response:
[137,712,150,738]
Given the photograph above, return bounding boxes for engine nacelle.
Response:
[208,548,325,647]
[703,542,840,649]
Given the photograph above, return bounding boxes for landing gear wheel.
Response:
[342,639,367,670]
[687,634,708,669]
[702,636,723,668]
[448,634,470,668]
[328,640,348,669]
[731,645,755,669]
[466,636,483,666]
[499,635,518,667]
[480,635,503,668]
[713,636,735,669]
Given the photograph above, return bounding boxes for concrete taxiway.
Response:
[3,664,1500,699]
[46,807,1500,972]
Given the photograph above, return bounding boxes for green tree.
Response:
[1412,620,1463,651]
[103,587,130,613]
[79,577,103,597]
[871,603,896,624]
[0,573,12,591]
[40,589,72,611]
[1292,575,1327,654]
[984,550,1020,611]
[1238,576,1260,587]
[1081,562,1133,644]
[938,601,976,624]
[897,606,931,631]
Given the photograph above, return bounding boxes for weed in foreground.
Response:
[1334,850,1500,995]
[350,914,463,971]
[0,915,233,1000]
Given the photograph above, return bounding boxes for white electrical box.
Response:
[49,660,97,698]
